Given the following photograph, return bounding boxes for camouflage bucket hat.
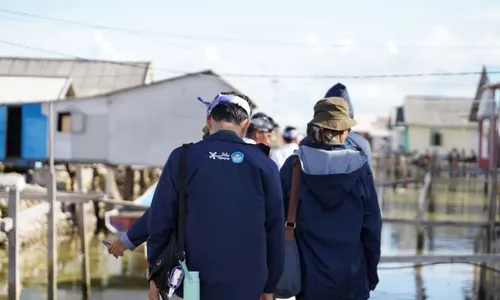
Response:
[308,97,357,131]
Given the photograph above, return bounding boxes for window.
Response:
[57,112,72,132]
[431,130,442,146]
[57,111,86,133]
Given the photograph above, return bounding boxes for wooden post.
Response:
[104,166,113,198]
[414,265,425,300]
[47,100,58,300]
[376,151,387,211]
[486,112,498,297]
[76,166,91,299]
[415,175,426,300]
[416,171,432,258]
[7,188,20,300]
[123,166,134,200]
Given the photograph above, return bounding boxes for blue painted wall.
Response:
[21,103,48,160]
[0,106,6,160]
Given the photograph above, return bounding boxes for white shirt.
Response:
[270,143,299,170]
[243,137,256,144]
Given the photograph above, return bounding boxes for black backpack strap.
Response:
[177,143,192,259]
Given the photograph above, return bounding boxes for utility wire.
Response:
[1,8,500,50]
[0,38,498,80]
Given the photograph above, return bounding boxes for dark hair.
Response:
[209,91,251,125]
[306,124,343,145]
[283,126,297,143]
[246,112,278,138]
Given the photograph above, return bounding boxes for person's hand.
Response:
[260,293,274,300]
[148,280,159,300]
[108,239,126,258]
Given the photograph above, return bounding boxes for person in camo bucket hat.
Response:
[279,96,381,300]
[300,83,373,168]
[308,97,357,132]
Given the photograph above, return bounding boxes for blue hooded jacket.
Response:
[147,131,285,299]
[280,143,381,300]
[301,83,373,167]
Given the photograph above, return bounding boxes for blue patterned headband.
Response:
[197,94,251,117]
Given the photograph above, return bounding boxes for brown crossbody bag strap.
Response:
[285,156,301,241]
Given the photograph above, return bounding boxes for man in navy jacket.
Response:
[108,119,277,257]
[147,92,284,300]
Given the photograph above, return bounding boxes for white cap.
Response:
[283,128,299,139]
[197,93,251,117]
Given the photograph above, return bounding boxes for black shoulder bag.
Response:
[148,143,192,293]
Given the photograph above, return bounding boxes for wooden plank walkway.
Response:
[380,254,500,264]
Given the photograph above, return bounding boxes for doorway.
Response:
[6,106,22,158]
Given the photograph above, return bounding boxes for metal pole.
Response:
[47,101,57,300]
[7,188,20,300]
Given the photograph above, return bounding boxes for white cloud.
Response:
[430,25,454,45]
[204,45,218,62]
[387,40,399,55]
[92,31,131,60]
[476,8,500,22]
[89,25,500,128]
[338,38,355,54]
[303,35,326,56]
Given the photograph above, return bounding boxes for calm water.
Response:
[0,188,491,300]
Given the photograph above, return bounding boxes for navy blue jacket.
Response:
[280,143,381,300]
[147,131,285,300]
[119,208,149,250]
[119,135,269,251]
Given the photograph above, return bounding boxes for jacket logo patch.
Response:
[231,151,244,164]
[208,151,230,161]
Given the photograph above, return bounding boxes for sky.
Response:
[2,0,500,129]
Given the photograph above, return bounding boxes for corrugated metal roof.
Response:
[84,69,259,108]
[403,95,474,127]
[0,76,74,104]
[0,57,152,97]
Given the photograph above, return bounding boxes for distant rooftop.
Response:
[0,75,75,104]
[0,57,152,97]
[86,69,259,109]
[403,95,474,127]
[469,66,500,122]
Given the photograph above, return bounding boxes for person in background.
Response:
[147,92,284,300]
[244,112,279,145]
[280,97,382,300]
[270,126,299,169]
[300,83,372,167]
[107,126,212,257]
